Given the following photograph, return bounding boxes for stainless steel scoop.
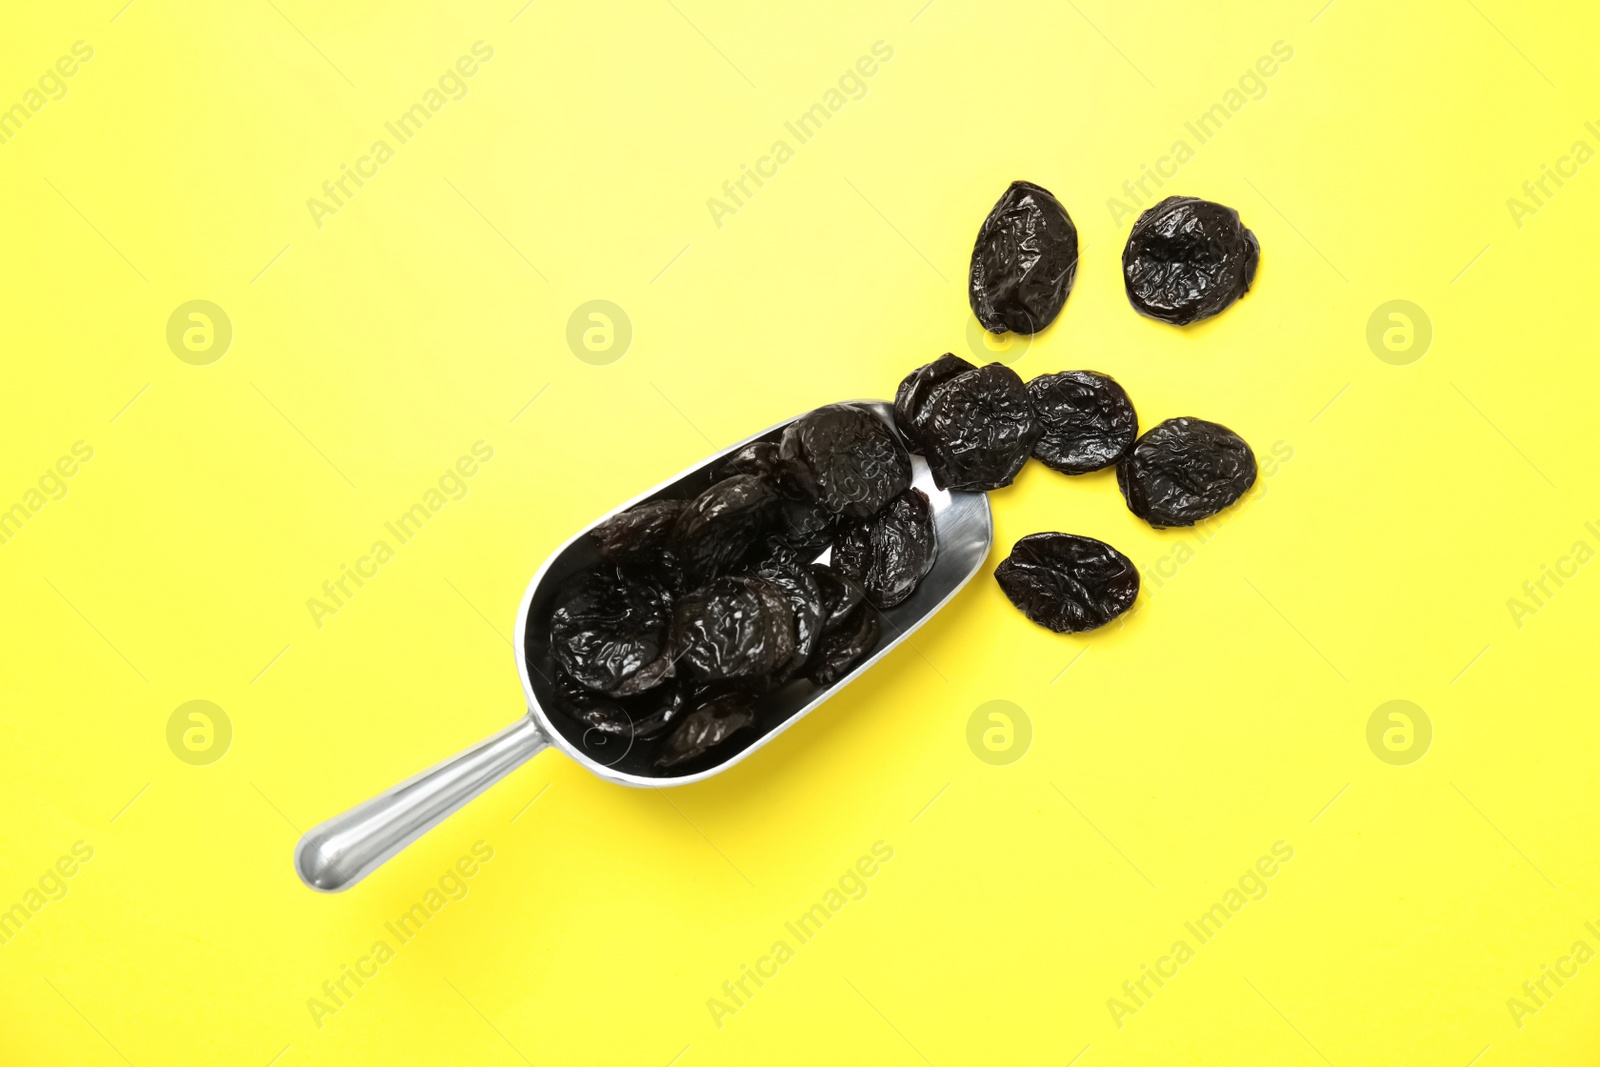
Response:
[294,401,992,891]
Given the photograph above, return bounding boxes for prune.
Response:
[591,499,686,562]
[1117,417,1256,527]
[893,353,976,454]
[656,687,759,768]
[1122,196,1259,326]
[549,565,675,696]
[994,533,1139,633]
[780,403,911,519]
[670,474,779,582]
[832,488,937,609]
[720,440,781,480]
[753,554,826,679]
[772,495,835,556]
[969,181,1079,334]
[549,672,683,742]
[921,363,1041,492]
[810,563,866,633]
[1025,370,1138,475]
[670,576,797,682]
[807,604,880,686]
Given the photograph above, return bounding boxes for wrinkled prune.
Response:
[994,532,1139,633]
[893,353,976,454]
[720,440,781,480]
[591,499,686,562]
[780,403,911,519]
[810,563,866,633]
[549,672,683,742]
[1118,417,1256,527]
[969,181,1079,334]
[1026,370,1138,475]
[753,554,827,679]
[549,565,675,696]
[1122,196,1259,326]
[807,604,880,686]
[671,576,797,682]
[772,495,835,556]
[671,474,779,582]
[656,687,759,768]
[921,363,1041,492]
[832,488,937,609]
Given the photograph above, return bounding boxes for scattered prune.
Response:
[810,563,866,633]
[1122,196,1259,326]
[656,687,759,768]
[1117,417,1256,528]
[670,576,797,682]
[994,532,1139,633]
[780,403,911,519]
[1026,370,1138,475]
[969,181,1079,334]
[921,363,1041,492]
[753,554,827,679]
[832,488,937,609]
[807,604,881,686]
[549,565,675,696]
[893,353,976,454]
[670,474,779,582]
[591,499,686,562]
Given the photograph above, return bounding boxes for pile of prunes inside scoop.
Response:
[542,180,1262,772]
[544,403,936,770]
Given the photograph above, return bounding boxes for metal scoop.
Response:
[294,401,992,891]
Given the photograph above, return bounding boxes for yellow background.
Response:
[2,0,1597,1063]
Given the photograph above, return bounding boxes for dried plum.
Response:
[1117,417,1256,527]
[921,363,1041,492]
[810,563,866,633]
[969,181,1079,334]
[893,353,976,454]
[753,554,827,679]
[656,687,758,768]
[549,672,683,742]
[780,403,911,519]
[832,488,937,609]
[772,495,835,556]
[549,565,675,696]
[670,474,779,582]
[994,532,1139,633]
[1122,196,1259,326]
[591,499,685,562]
[807,604,880,686]
[1026,370,1138,475]
[720,440,781,480]
[670,576,797,682]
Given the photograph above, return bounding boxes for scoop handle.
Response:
[294,716,550,892]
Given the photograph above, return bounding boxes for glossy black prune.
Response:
[893,353,976,454]
[810,563,866,633]
[1122,196,1259,326]
[780,403,911,519]
[1025,370,1138,475]
[670,474,779,582]
[1117,417,1257,527]
[753,554,827,679]
[994,532,1139,633]
[921,363,1041,492]
[549,565,675,696]
[832,488,937,609]
[670,576,797,682]
[549,672,683,742]
[720,440,781,480]
[591,499,686,562]
[807,604,880,686]
[656,687,758,768]
[969,181,1079,334]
